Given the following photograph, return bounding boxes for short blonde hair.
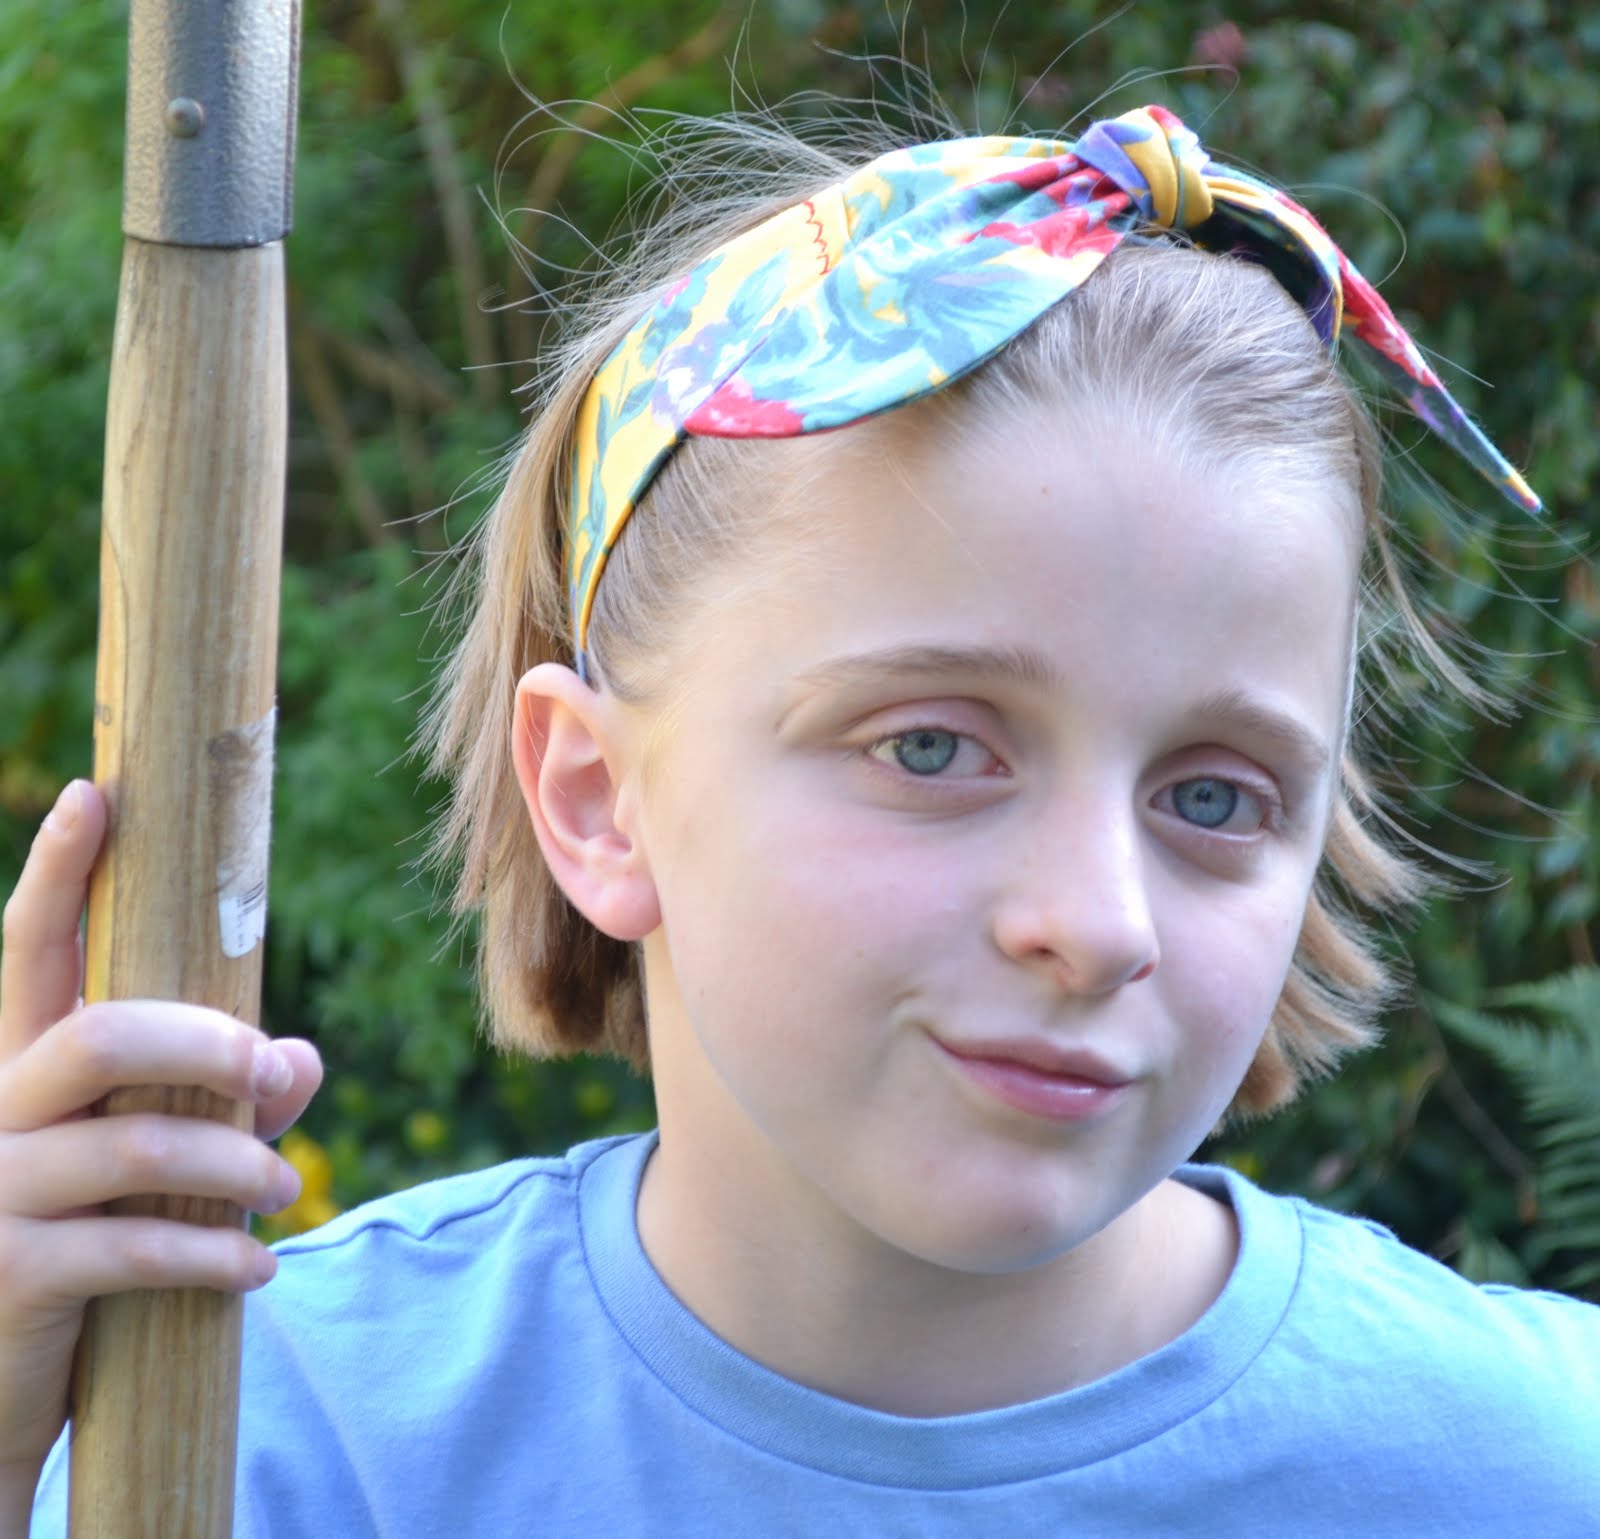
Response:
[423,125,1438,1120]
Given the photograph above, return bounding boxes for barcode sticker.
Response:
[209,707,276,959]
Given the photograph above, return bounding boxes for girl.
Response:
[11,104,1599,1534]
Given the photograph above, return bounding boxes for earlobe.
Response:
[511,663,661,942]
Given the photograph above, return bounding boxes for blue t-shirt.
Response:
[33,1132,1600,1535]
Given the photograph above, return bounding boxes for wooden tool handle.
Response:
[69,238,287,1539]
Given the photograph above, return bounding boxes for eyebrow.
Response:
[1187,687,1334,776]
[782,646,1333,773]
[786,642,1068,698]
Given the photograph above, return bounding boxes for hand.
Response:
[0,780,323,1485]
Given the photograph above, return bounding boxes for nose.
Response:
[990,804,1160,996]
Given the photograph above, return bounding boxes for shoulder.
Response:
[228,1134,654,1536]
[1169,1166,1600,1530]
[1213,1166,1600,1466]
[1286,1182,1599,1363]
[275,1139,588,1253]
[251,1132,642,1328]
[275,1131,639,1246]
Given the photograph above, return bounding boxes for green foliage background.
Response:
[2,1,1596,1289]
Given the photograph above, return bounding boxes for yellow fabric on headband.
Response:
[567,191,853,632]
[565,105,1537,676]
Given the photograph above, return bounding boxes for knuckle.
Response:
[0,889,31,951]
[0,1224,27,1295]
[119,1225,173,1285]
[110,1116,174,1188]
[232,1231,267,1280]
[253,1147,284,1205]
[223,1022,263,1088]
[120,1223,256,1290]
[60,1008,122,1082]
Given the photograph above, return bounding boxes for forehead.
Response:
[791,398,1356,603]
[693,397,1361,737]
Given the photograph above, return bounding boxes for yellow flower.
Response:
[262,1129,342,1239]
[1221,1150,1263,1182]
[405,1109,449,1154]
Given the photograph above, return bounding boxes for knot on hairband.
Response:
[1074,105,1215,230]
[566,103,1539,675]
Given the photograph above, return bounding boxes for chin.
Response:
[853,1163,1136,1277]
[889,1210,1109,1276]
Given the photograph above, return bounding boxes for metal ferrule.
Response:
[123,0,301,247]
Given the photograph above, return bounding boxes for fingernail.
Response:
[45,780,83,835]
[274,1158,303,1209]
[252,1043,293,1098]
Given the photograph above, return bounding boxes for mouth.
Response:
[931,1035,1134,1123]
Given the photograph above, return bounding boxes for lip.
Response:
[932,1035,1134,1123]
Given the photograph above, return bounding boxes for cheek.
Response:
[650,798,872,1035]
[659,767,962,964]
[648,780,976,1107]
[1165,880,1311,1067]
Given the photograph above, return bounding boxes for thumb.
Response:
[0,781,106,1058]
[252,1037,324,1142]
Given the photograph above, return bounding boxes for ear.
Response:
[511,663,661,942]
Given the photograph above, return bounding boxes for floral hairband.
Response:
[567,103,1539,676]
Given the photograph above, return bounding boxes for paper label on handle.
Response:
[208,707,276,958]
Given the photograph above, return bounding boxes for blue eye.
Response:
[890,729,960,775]
[1171,778,1239,829]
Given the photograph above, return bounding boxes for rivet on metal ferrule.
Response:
[123,0,302,248]
[164,97,205,138]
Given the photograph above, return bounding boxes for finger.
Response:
[252,1038,324,1142]
[0,781,106,1055]
[4,1214,278,1303]
[0,1001,285,1133]
[0,1114,301,1218]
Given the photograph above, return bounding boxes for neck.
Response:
[635,1115,1237,1418]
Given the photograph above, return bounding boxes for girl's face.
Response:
[619,402,1359,1275]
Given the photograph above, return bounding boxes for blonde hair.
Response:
[423,122,1437,1120]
